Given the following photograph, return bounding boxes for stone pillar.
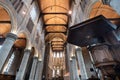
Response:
[0,33,17,72]
[69,59,74,80]
[15,49,31,80]
[29,57,38,80]
[34,60,42,80]
[66,44,74,80]
[101,0,120,15]
[76,48,88,80]
[71,56,80,80]
[82,47,96,78]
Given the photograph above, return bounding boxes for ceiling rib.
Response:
[42,5,68,12]
[39,0,69,51]
[43,13,69,16]
[45,16,67,23]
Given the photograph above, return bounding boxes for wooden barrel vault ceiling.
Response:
[38,0,70,51]
[90,1,120,27]
[0,6,26,49]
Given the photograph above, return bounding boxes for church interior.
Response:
[0,0,120,80]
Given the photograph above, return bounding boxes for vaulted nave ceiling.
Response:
[38,0,120,52]
[90,1,120,27]
[38,0,70,51]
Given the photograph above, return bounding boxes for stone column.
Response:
[0,33,17,72]
[69,59,74,80]
[82,47,96,78]
[71,56,80,80]
[102,0,120,15]
[15,49,31,80]
[66,44,74,80]
[29,57,38,80]
[76,48,88,80]
[34,60,42,80]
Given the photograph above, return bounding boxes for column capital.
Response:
[38,58,42,62]
[70,57,73,62]
[33,56,38,59]
[76,47,82,51]
[101,0,111,5]
[6,33,17,40]
[24,49,31,53]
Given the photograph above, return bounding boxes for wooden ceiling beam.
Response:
[45,24,67,26]
[108,18,120,21]
[46,32,66,34]
[17,38,26,40]
[0,21,11,24]
[52,43,64,45]
[51,41,64,43]
[52,48,64,50]
[42,13,69,16]
[52,46,63,48]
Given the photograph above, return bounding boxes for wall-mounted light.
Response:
[70,57,72,61]
[68,10,72,14]
[38,58,42,61]
[75,46,79,49]
[22,10,26,15]
[11,29,17,35]
[34,51,38,57]
[27,43,32,50]
[86,35,91,39]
